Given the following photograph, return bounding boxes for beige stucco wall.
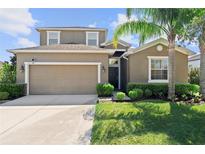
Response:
[16,53,109,84]
[128,44,188,83]
[39,30,106,46]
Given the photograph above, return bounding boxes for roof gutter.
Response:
[120,52,128,60]
[7,49,115,55]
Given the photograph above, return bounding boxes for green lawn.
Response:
[91,100,205,145]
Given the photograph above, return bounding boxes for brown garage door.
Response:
[29,65,98,94]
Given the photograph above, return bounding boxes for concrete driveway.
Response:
[0,95,97,145]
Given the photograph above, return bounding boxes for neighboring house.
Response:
[188,53,200,69]
[8,27,193,95]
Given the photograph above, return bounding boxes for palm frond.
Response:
[113,20,163,48]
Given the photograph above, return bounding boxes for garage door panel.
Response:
[29,65,97,94]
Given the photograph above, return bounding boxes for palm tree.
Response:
[113,9,193,102]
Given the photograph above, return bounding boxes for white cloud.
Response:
[110,13,137,29]
[88,22,97,28]
[17,37,37,47]
[0,8,37,36]
[110,13,138,46]
[120,35,138,46]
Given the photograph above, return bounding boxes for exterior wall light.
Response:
[20,65,25,73]
[102,66,106,73]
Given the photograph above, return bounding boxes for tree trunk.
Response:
[168,36,176,102]
[199,36,205,98]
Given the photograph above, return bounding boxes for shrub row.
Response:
[0,83,26,99]
[127,83,200,98]
[96,83,114,97]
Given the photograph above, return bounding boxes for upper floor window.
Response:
[86,32,99,46]
[47,31,60,45]
[148,56,168,83]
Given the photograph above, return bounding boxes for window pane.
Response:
[49,39,58,45]
[88,39,97,46]
[151,59,168,70]
[109,59,118,65]
[151,59,161,69]
[151,70,167,80]
[49,32,58,39]
[162,59,168,69]
[88,33,97,39]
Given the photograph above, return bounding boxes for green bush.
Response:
[0,92,9,100]
[128,90,138,100]
[0,63,16,83]
[128,83,168,97]
[127,83,200,99]
[128,89,143,100]
[175,83,200,97]
[144,89,152,98]
[0,83,26,98]
[188,68,199,85]
[116,92,126,101]
[96,83,114,97]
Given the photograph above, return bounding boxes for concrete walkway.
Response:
[0,95,97,144]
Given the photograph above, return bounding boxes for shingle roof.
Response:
[36,26,107,31]
[8,43,115,55]
[10,44,107,51]
[188,53,200,61]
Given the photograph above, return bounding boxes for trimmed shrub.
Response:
[175,83,200,97]
[96,83,114,97]
[0,92,9,100]
[116,92,126,101]
[127,83,200,99]
[0,83,26,98]
[128,83,168,97]
[144,89,152,98]
[128,89,143,100]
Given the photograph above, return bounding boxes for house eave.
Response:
[8,49,115,55]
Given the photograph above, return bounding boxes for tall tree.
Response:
[183,9,205,98]
[113,8,193,102]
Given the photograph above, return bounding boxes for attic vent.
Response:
[156,45,163,52]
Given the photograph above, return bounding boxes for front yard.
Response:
[91,100,205,144]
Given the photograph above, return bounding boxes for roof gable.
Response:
[101,39,131,48]
[126,38,194,56]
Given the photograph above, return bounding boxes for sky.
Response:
[0,8,200,62]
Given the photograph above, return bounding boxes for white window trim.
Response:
[147,56,168,83]
[47,31,61,45]
[24,62,101,95]
[86,32,99,46]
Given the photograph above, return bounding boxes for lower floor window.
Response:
[149,57,168,82]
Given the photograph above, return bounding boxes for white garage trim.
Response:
[24,62,102,95]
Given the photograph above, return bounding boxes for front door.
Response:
[109,67,118,89]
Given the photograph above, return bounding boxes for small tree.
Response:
[188,68,200,85]
[0,55,16,83]
[181,9,205,98]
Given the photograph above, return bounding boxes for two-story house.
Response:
[9,27,193,95]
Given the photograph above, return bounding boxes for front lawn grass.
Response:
[91,100,205,144]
